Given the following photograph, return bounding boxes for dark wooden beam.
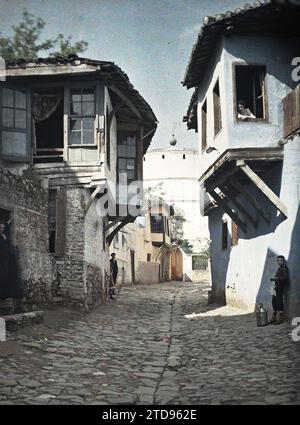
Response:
[228,177,271,224]
[104,216,122,232]
[106,216,135,246]
[108,84,141,120]
[85,184,105,215]
[109,101,124,125]
[220,185,258,228]
[208,190,247,233]
[238,162,288,218]
[205,164,238,192]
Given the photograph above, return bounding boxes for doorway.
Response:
[0,208,12,242]
[33,87,64,163]
[130,250,135,284]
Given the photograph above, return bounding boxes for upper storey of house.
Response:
[0,55,157,188]
[145,203,174,248]
[183,1,300,172]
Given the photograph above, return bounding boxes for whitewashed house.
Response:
[143,147,210,281]
[183,1,300,316]
[111,203,175,285]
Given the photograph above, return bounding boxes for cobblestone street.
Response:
[0,282,300,405]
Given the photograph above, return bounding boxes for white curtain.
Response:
[33,93,62,123]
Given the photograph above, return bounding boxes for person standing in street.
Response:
[109,253,118,300]
[269,255,289,325]
[0,220,24,313]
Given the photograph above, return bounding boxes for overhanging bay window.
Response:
[117,132,137,183]
[69,88,96,145]
[0,86,31,162]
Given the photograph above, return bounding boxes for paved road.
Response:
[0,282,299,405]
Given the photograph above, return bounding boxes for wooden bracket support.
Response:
[208,190,247,233]
[106,216,136,246]
[220,185,258,228]
[85,184,106,215]
[228,177,271,224]
[108,84,141,120]
[238,163,288,218]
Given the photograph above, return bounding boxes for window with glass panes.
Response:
[1,87,29,160]
[69,88,95,145]
[150,215,164,233]
[2,88,27,130]
[117,132,137,183]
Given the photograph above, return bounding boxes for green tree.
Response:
[169,211,186,244]
[180,239,194,254]
[143,182,167,207]
[50,34,88,58]
[0,10,88,62]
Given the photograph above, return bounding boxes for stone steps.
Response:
[0,311,44,332]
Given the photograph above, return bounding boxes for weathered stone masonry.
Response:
[0,167,56,310]
[0,168,110,312]
[54,188,110,311]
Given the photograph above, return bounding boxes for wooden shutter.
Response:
[213,80,222,136]
[201,100,207,152]
[55,189,67,257]
[106,105,111,168]
[0,85,31,162]
[222,221,228,250]
[283,85,300,139]
[231,221,239,247]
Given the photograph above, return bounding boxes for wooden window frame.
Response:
[150,214,164,234]
[0,84,31,162]
[68,86,97,146]
[117,130,138,184]
[213,79,222,137]
[233,63,269,123]
[283,85,300,138]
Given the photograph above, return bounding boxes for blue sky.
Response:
[0,0,249,149]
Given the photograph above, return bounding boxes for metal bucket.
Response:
[256,304,268,326]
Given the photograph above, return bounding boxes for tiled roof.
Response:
[5,55,158,149]
[182,0,300,89]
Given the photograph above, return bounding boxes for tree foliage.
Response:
[180,239,194,254]
[0,10,88,62]
[143,182,187,245]
[49,34,88,58]
[169,211,186,244]
[143,182,166,207]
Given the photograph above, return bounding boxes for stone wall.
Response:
[0,167,56,310]
[54,188,110,311]
[0,168,110,312]
[137,262,160,284]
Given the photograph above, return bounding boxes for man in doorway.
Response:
[269,255,289,325]
[109,253,118,300]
